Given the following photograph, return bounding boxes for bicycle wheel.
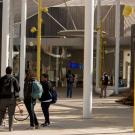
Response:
[14,101,29,121]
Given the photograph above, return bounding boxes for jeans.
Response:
[67,83,73,98]
[41,102,50,124]
[0,98,16,130]
[24,98,38,127]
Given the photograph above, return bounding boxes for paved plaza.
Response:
[0,87,134,135]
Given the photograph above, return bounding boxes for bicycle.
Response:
[1,100,29,127]
[14,100,29,121]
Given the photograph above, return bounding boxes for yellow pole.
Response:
[37,0,42,81]
[99,19,103,87]
[134,56,135,131]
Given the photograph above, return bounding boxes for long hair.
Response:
[25,69,32,81]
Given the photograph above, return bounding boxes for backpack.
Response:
[102,75,108,85]
[0,77,14,98]
[49,87,57,104]
[68,74,74,83]
[32,80,43,99]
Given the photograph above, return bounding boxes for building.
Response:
[0,0,135,118]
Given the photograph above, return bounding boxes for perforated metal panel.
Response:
[14,0,71,22]
[11,0,135,23]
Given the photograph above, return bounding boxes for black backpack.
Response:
[49,87,57,104]
[102,75,108,85]
[68,74,74,83]
[0,76,14,98]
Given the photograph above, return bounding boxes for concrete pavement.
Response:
[0,87,134,135]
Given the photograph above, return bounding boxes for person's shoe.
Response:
[27,126,35,130]
[35,125,39,129]
[40,123,50,127]
[47,122,50,126]
[9,128,13,132]
[100,95,103,98]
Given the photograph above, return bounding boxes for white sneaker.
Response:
[9,128,13,132]
[27,126,35,130]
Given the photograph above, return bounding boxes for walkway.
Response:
[0,87,134,135]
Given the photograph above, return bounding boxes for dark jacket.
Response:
[24,80,32,100]
[40,81,52,102]
[102,75,109,85]
[0,74,20,98]
[24,78,35,100]
[66,73,75,84]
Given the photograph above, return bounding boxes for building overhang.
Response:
[10,0,135,23]
[13,0,70,23]
[14,36,131,50]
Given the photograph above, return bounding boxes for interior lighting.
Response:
[123,5,134,17]
[42,7,48,13]
[30,26,37,33]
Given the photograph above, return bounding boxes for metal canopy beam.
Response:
[14,37,84,47]
[13,36,131,49]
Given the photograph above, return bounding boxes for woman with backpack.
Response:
[40,73,52,127]
[23,70,39,129]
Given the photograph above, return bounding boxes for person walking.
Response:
[40,73,52,127]
[100,72,109,98]
[24,70,39,129]
[66,70,75,98]
[0,66,20,131]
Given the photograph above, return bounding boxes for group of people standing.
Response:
[0,66,52,131]
[24,70,52,129]
[0,66,112,131]
[0,67,75,131]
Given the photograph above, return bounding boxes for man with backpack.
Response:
[100,72,109,98]
[66,70,75,98]
[0,66,20,131]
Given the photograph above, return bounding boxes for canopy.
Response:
[100,0,135,6]
[14,0,70,22]
[54,0,135,7]
[13,0,135,22]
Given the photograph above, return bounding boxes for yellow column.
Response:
[134,56,135,131]
[37,0,42,81]
[99,19,103,87]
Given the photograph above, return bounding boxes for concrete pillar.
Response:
[96,0,101,91]
[83,0,94,118]
[0,3,3,73]
[1,0,10,76]
[114,0,120,94]
[19,0,27,98]
[9,1,14,67]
